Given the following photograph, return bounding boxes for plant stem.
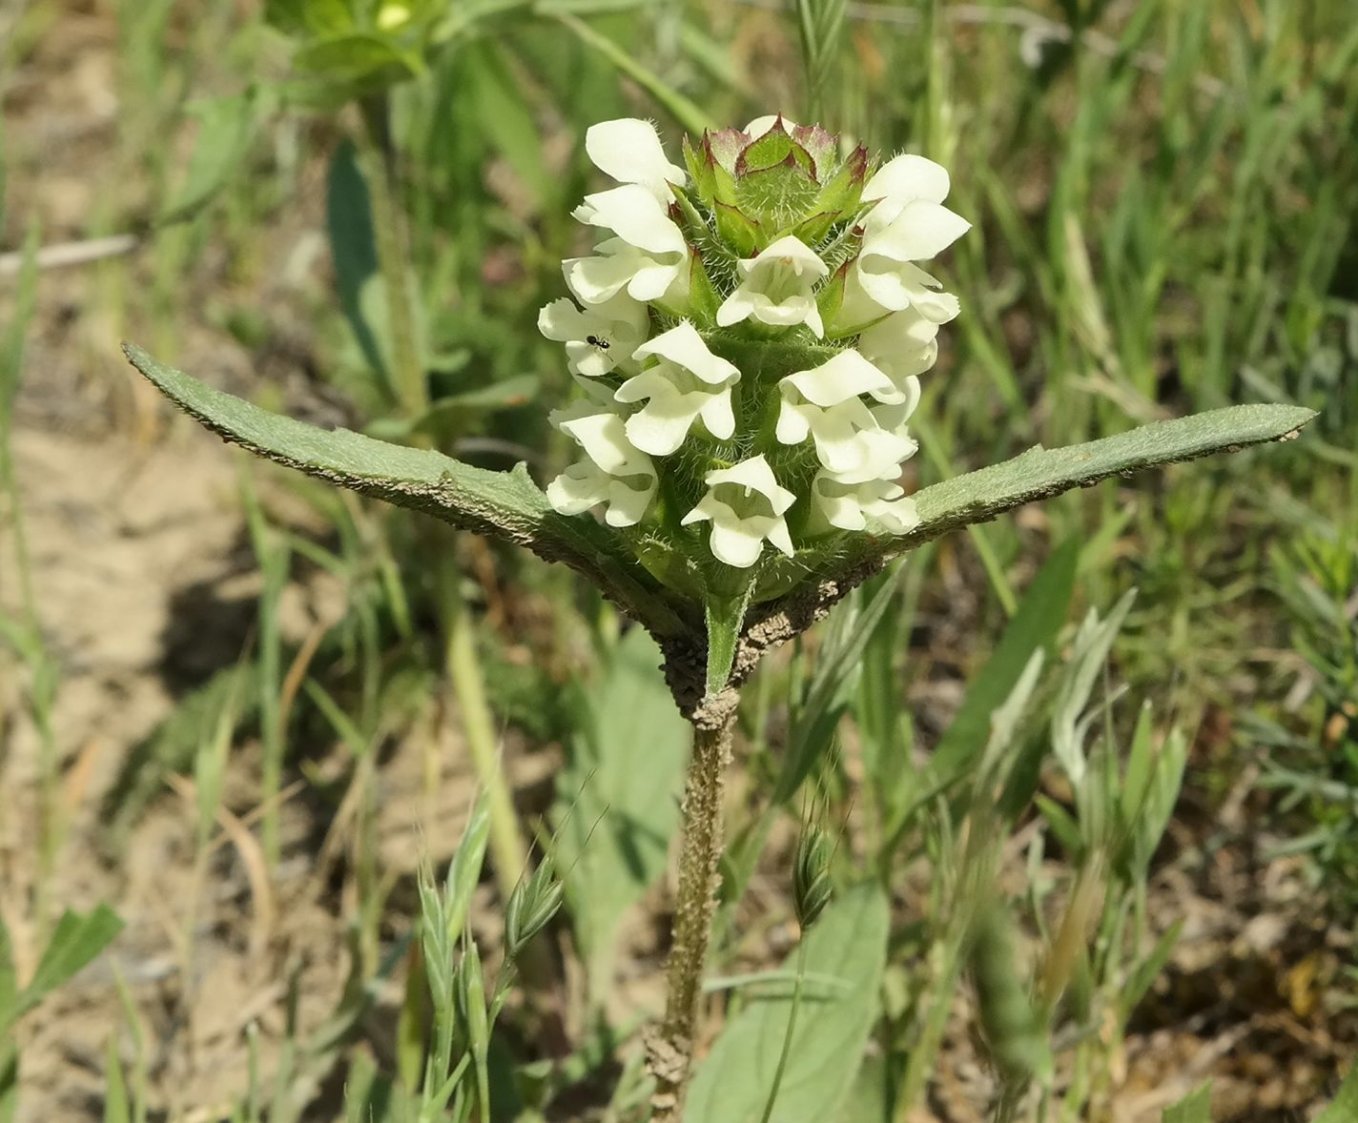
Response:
[648,697,739,1121]
[759,940,807,1123]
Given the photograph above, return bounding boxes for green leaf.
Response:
[706,584,753,695]
[686,883,888,1123]
[550,12,715,138]
[893,405,1316,559]
[291,32,421,92]
[326,139,391,399]
[556,629,690,1000]
[0,917,16,1123]
[773,570,903,806]
[103,1035,130,1123]
[462,43,547,209]
[926,538,1078,788]
[160,89,263,224]
[1163,1083,1212,1123]
[266,0,354,37]
[8,906,124,1028]
[1315,1063,1358,1123]
[122,346,689,638]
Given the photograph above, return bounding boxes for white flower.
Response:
[565,236,690,307]
[573,184,686,256]
[583,118,685,203]
[681,454,796,569]
[614,322,741,455]
[538,291,650,378]
[834,152,968,329]
[862,153,953,226]
[837,258,961,333]
[857,307,941,389]
[810,472,919,535]
[546,408,657,527]
[716,235,829,337]
[776,350,913,479]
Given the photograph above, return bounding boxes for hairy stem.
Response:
[648,697,739,1120]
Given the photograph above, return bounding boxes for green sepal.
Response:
[687,248,722,324]
[736,128,816,178]
[711,155,741,211]
[791,209,838,246]
[704,580,755,695]
[683,133,716,208]
[714,200,763,258]
[812,144,869,222]
[815,260,849,333]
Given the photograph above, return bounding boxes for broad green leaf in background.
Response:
[123,346,690,639]
[326,139,392,399]
[685,883,888,1123]
[1315,1063,1358,1123]
[461,43,547,210]
[0,905,124,1034]
[160,89,264,224]
[291,32,422,90]
[556,629,690,999]
[265,0,354,38]
[1162,1083,1212,1123]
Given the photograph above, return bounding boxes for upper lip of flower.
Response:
[584,118,687,203]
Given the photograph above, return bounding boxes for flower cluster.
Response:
[540,115,968,597]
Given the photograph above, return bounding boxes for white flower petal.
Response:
[585,118,685,200]
[557,410,642,476]
[869,201,972,263]
[748,235,830,279]
[603,475,655,526]
[782,350,901,407]
[566,248,638,304]
[705,454,796,515]
[776,402,811,445]
[634,322,739,385]
[547,462,609,515]
[765,519,795,557]
[698,391,735,440]
[575,184,686,256]
[624,395,702,456]
[718,236,829,335]
[744,114,799,138]
[864,153,951,206]
[708,514,766,568]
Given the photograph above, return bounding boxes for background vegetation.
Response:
[1,0,1355,1119]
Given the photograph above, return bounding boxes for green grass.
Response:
[1,1,1355,1120]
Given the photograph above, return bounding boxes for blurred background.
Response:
[1,1,1356,1120]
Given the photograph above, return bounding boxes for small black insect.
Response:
[585,334,611,350]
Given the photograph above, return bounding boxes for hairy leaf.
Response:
[556,629,690,1000]
[686,883,888,1123]
[123,345,690,637]
[895,404,1314,556]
